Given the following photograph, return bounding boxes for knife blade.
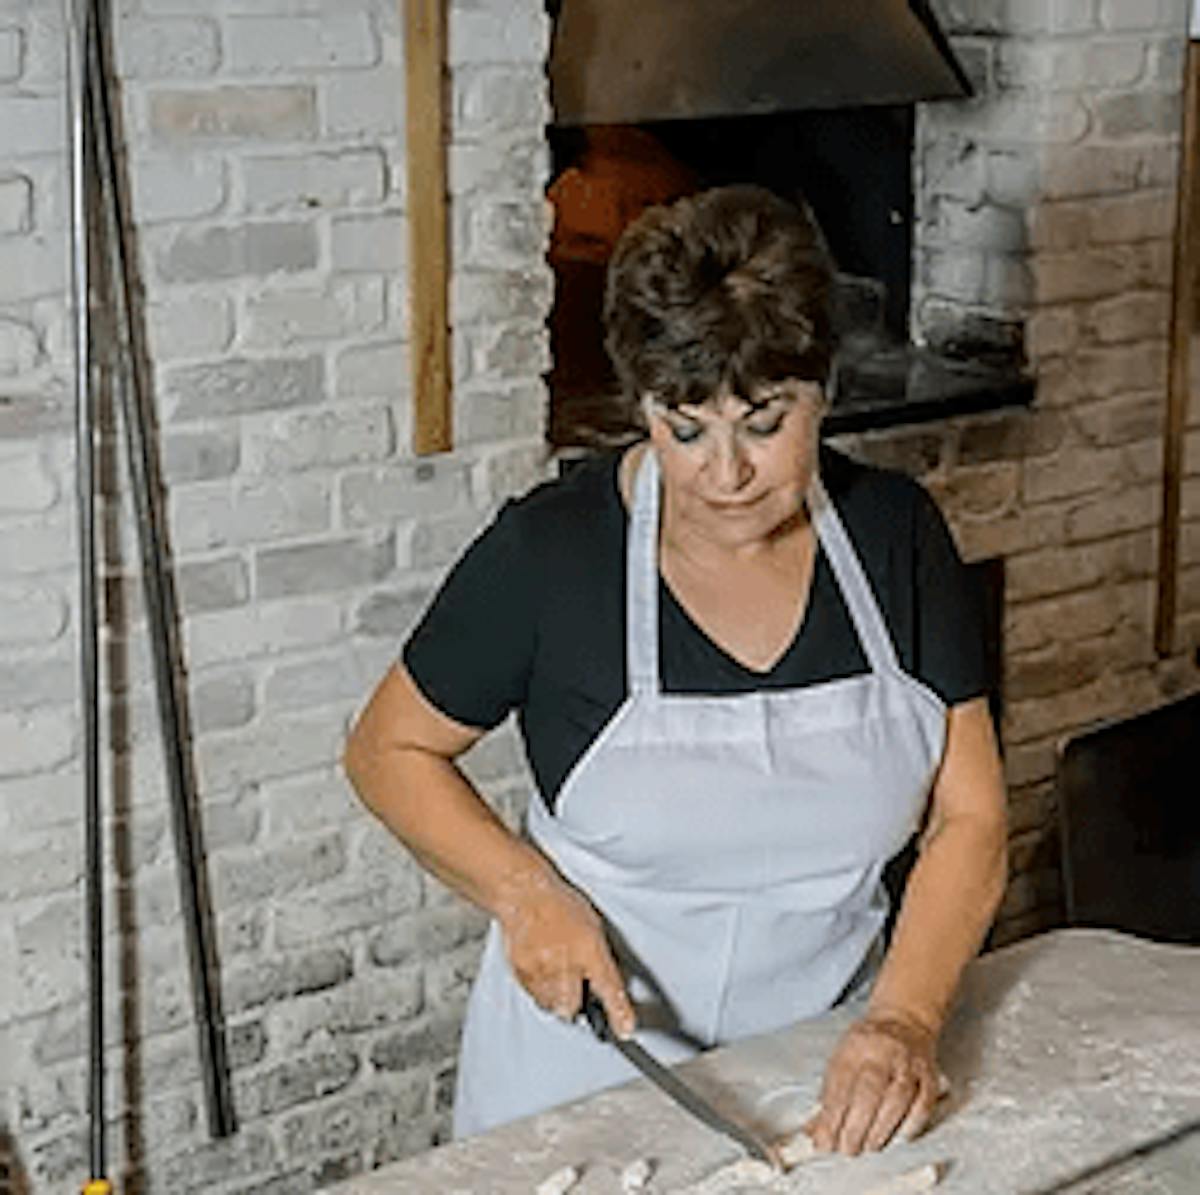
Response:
[581,987,779,1170]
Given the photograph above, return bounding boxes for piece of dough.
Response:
[534,1164,580,1195]
[620,1156,654,1191]
[774,1129,816,1170]
[674,1156,778,1193]
[861,1161,943,1195]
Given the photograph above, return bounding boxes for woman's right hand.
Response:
[495,864,636,1038]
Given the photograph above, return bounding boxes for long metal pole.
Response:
[86,0,235,1139]
[63,0,109,1187]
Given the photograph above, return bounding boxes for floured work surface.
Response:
[331,930,1200,1194]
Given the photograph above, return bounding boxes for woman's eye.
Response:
[744,417,784,438]
[669,422,704,444]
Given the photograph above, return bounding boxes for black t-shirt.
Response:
[404,446,986,812]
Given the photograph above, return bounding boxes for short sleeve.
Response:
[402,501,537,730]
[912,487,988,708]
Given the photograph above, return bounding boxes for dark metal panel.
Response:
[550,0,971,126]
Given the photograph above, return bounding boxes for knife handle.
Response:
[581,981,613,1042]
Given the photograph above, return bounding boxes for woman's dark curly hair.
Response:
[603,185,836,423]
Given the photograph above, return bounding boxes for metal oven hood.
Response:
[548,0,971,125]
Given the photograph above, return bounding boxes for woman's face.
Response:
[645,381,824,549]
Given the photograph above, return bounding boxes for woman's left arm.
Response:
[806,695,1008,1155]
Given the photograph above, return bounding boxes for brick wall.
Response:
[0,1,550,1191]
[841,0,1200,944]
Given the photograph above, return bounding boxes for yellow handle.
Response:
[83,1181,113,1195]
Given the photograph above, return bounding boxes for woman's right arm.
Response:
[343,661,635,1035]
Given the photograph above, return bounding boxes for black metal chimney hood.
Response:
[548,0,971,125]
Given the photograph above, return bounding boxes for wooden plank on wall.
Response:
[1156,40,1200,655]
[404,0,452,456]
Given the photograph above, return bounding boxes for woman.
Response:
[344,186,1008,1156]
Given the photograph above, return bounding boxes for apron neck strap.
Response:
[627,447,662,693]
[807,473,901,675]
[626,450,901,690]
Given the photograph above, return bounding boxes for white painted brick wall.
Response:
[1,0,550,1190]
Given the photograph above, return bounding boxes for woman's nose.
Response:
[709,434,752,491]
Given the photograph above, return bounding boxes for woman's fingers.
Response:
[585,943,636,1038]
[810,1014,940,1155]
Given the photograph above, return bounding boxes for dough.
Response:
[674,1156,779,1193]
[774,1130,816,1170]
[534,1164,580,1195]
[862,1161,942,1194]
[621,1157,654,1191]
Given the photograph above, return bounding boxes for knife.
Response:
[581,986,779,1170]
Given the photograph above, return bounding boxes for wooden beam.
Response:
[1156,40,1200,655]
[404,0,452,455]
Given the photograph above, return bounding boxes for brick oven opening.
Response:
[544,0,1035,450]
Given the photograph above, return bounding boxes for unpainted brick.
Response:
[156,220,318,284]
[957,409,1066,464]
[1065,483,1161,542]
[157,1128,279,1191]
[260,768,359,837]
[193,669,257,734]
[341,459,469,527]
[261,645,382,713]
[1096,89,1182,138]
[273,866,424,948]
[162,424,241,482]
[1073,392,1165,446]
[926,462,1021,519]
[225,947,354,1016]
[243,403,392,473]
[279,1082,427,1160]
[196,708,345,790]
[177,554,250,613]
[369,904,490,970]
[168,475,332,553]
[148,86,317,142]
[1089,190,1176,244]
[1022,446,1126,504]
[163,354,323,420]
[254,532,394,600]
[368,1013,461,1074]
[242,278,386,346]
[183,597,342,669]
[214,829,347,911]
[236,1048,360,1118]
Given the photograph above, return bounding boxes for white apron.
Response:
[453,450,947,1137]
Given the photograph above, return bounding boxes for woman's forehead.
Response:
[671,380,822,418]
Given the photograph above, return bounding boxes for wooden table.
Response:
[331,929,1200,1193]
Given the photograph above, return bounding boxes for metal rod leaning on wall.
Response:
[1156,20,1200,655]
[64,0,110,1190]
[86,0,236,1141]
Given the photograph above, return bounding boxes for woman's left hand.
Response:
[803,1011,941,1156]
